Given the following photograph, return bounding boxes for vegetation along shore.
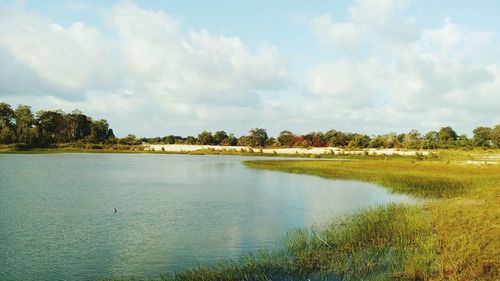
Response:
[100,155,499,280]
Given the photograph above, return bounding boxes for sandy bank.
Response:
[144,144,429,156]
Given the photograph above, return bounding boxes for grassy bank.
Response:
[239,159,499,280]
[161,159,498,281]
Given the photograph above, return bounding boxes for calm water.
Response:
[0,154,415,280]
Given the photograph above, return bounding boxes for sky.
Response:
[0,0,499,137]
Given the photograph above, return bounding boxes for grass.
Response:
[240,159,499,280]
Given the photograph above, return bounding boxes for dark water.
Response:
[0,154,415,280]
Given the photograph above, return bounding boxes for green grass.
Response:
[153,159,498,281]
[103,204,435,281]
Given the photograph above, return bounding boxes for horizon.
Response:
[1,0,499,137]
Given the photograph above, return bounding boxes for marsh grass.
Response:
[243,159,499,198]
[103,204,435,281]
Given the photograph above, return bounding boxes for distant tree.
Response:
[423,131,439,149]
[185,136,197,145]
[237,135,252,146]
[119,134,140,145]
[89,119,113,143]
[348,134,370,148]
[14,105,38,145]
[197,131,214,145]
[248,128,268,147]
[213,131,228,145]
[303,132,326,147]
[64,110,92,141]
[277,131,295,147]
[0,102,15,129]
[491,125,500,148]
[472,126,492,147]
[402,129,422,149]
[369,135,385,148]
[36,110,66,144]
[165,135,176,144]
[438,126,458,147]
[221,133,237,146]
[456,134,471,147]
[382,132,398,148]
[323,129,349,147]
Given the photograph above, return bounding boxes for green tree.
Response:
[248,128,268,147]
[164,135,176,144]
[402,129,422,149]
[491,125,500,147]
[438,126,458,147]
[0,102,15,129]
[37,110,67,144]
[221,134,237,146]
[277,131,295,147]
[472,126,492,147]
[456,134,471,147]
[64,110,92,141]
[324,129,349,147]
[89,119,113,143]
[348,134,370,148]
[14,105,38,145]
[185,136,197,144]
[213,131,228,145]
[423,131,439,149]
[197,131,214,145]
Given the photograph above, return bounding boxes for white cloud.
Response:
[0,1,287,135]
[307,0,500,132]
[0,1,498,137]
[0,9,115,91]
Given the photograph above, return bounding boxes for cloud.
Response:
[307,0,500,132]
[0,1,287,135]
[0,1,498,137]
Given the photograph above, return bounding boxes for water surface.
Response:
[0,154,415,280]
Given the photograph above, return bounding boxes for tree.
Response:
[438,126,458,147]
[369,135,385,148]
[348,134,370,148]
[324,130,349,147]
[402,129,422,149]
[64,110,92,141]
[456,134,471,147]
[491,125,500,147]
[0,102,15,129]
[248,128,268,147]
[472,126,492,147]
[185,136,197,144]
[197,131,214,145]
[423,131,439,149]
[89,119,113,143]
[37,110,66,144]
[14,105,38,145]
[277,131,295,147]
[306,132,326,147]
[213,131,228,145]
[164,135,176,144]
[221,134,237,146]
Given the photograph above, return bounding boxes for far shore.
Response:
[145,144,429,156]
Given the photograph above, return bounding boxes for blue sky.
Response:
[0,0,499,137]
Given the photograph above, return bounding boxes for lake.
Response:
[0,154,415,280]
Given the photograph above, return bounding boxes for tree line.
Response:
[0,102,114,147]
[141,126,500,149]
[1,101,499,149]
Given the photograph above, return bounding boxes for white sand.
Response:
[144,144,429,156]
